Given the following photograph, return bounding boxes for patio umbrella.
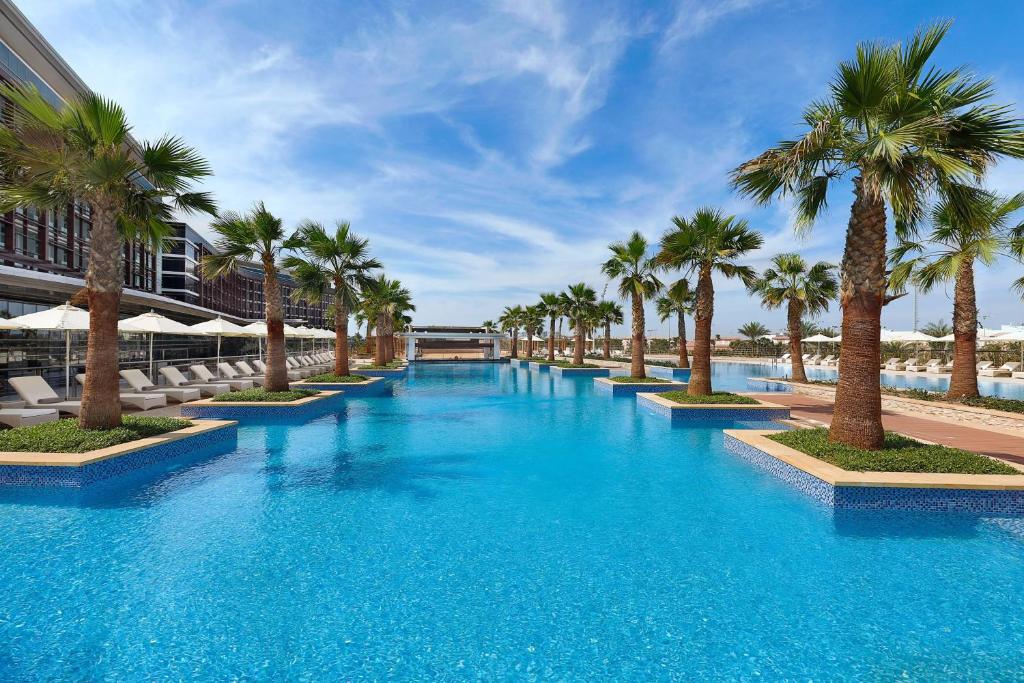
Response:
[190,317,249,376]
[119,310,197,380]
[0,318,26,330]
[802,333,835,356]
[993,329,1024,364]
[10,302,90,398]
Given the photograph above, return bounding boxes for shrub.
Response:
[658,391,758,405]
[211,388,317,402]
[304,373,370,383]
[609,376,671,383]
[0,416,191,453]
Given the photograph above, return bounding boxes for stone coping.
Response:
[725,429,1024,490]
[550,365,610,376]
[594,377,688,394]
[183,390,340,407]
[641,392,789,411]
[292,377,384,389]
[0,420,237,468]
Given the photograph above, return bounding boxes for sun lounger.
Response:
[219,362,266,386]
[8,376,83,415]
[906,359,938,372]
[298,355,331,371]
[779,353,791,363]
[817,355,835,366]
[119,369,200,403]
[806,354,822,365]
[927,360,953,373]
[979,362,1021,377]
[75,374,167,411]
[254,359,304,381]
[233,361,271,384]
[190,365,253,390]
[285,358,313,378]
[159,366,229,397]
[883,358,907,370]
[0,408,59,427]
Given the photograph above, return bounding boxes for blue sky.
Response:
[19,0,1024,335]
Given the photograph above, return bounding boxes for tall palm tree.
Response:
[732,22,1024,448]
[0,86,215,428]
[282,220,380,376]
[522,305,545,358]
[559,283,598,365]
[891,187,1024,398]
[920,320,952,338]
[738,322,772,356]
[537,292,562,361]
[601,232,663,378]
[749,254,838,382]
[595,300,624,360]
[498,305,525,358]
[204,203,291,391]
[362,276,414,365]
[481,320,497,333]
[656,279,695,369]
[657,208,762,395]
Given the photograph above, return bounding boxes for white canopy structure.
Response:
[803,333,836,343]
[190,317,250,375]
[0,318,26,330]
[119,311,198,380]
[10,302,91,398]
[883,330,937,343]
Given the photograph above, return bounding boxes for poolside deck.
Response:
[752,393,1024,466]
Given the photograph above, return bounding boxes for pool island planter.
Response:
[650,366,692,381]
[0,420,238,487]
[354,365,409,378]
[596,378,688,396]
[724,429,1024,513]
[638,392,792,420]
[180,391,344,421]
[292,377,389,396]
[550,365,610,378]
[529,361,553,372]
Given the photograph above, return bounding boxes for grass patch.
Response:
[304,373,370,383]
[210,388,318,402]
[552,361,600,368]
[769,428,1020,475]
[359,362,405,370]
[0,416,191,453]
[609,376,671,383]
[659,391,759,405]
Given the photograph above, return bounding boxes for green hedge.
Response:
[0,416,191,453]
[304,373,370,383]
[609,376,671,383]
[211,388,318,402]
[769,428,1020,475]
[658,391,758,405]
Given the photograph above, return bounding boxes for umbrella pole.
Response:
[149,333,154,381]
[65,331,70,399]
[216,335,222,376]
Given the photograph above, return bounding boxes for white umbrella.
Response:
[242,322,269,361]
[885,330,936,343]
[10,302,90,398]
[190,317,250,376]
[803,333,835,343]
[0,318,26,330]
[119,310,198,380]
[993,329,1024,364]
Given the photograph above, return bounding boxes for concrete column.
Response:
[406,336,416,360]
[492,337,501,359]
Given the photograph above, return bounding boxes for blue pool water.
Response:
[1,362,1023,680]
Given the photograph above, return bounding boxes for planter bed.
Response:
[724,428,1024,513]
[638,391,791,421]
[181,390,343,422]
[293,375,389,396]
[0,419,237,487]
[529,360,554,372]
[355,364,409,378]
[649,366,692,381]
[550,365,610,377]
[595,377,687,396]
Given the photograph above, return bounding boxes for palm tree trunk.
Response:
[630,292,645,378]
[262,260,290,392]
[548,315,556,361]
[557,319,564,352]
[526,334,533,358]
[603,322,611,359]
[947,259,979,399]
[510,331,519,359]
[688,267,714,395]
[830,176,885,449]
[677,313,689,369]
[385,317,395,363]
[78,201,122,429]
[335,296,350,376]
[374,313,386,365]
[573,322,585,365]
[364,320,372,354]
[788,298,807,383]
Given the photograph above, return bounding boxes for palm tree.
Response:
[656,279,695,368]
[601,232,663,378]
[537,292,562,361]
[749,254,838,382]
[0,86,215,428]
[732,22,1024,448]
[498,305,525,358]
[738,322,772,356]
[282,220,380,376]
[522,305,545,358]
[657,208,762,395]
[362,276,414,365]
[920,320,952,338]
[595,300,624,360]
[481,320,497,333]
[203,203,292,391]
[891,187,1024,398]
[559,283,598,365]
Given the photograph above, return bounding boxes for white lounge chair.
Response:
[779,353,791,363]
[75,375,167,411]
[8,376,82,415]
[159,367,229,397]
[120,369,200,403]
[883,358,907,370]
[219,362,266,386]
[806,354,822,366]
[190,365,253,390]
[906,359,937,372]
[927,360,953,373]
[976,361,994,373]
[817,355,836,366]
[233,361,269,384]
[254,359,303,381]
[285,358,313,378]
[0,408,59,427]
[979,362,1021,377]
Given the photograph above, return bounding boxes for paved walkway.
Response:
[752,392,1024,466]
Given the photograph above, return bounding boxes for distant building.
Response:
[401,326,504,360]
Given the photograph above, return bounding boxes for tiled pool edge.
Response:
[550,366,610,377]
[639,392,792,421]
[596,378,688,396]
[0,420,238,487]
[293,377,389,396]
[181,390,344,421]
[723,430,1024,513]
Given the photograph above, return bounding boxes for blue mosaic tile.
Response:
[181,392,346,423]
[650,367,692,381]
[297,379,391,396]
[723,433,1024,514]
[528,362,551,372]
[637,393,791,421]
[746,378,792,392]
[357,366,409,378]
[0,423,238,488]
[550,366,610,377]
[596,380,688,396]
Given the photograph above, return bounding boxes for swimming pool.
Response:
[1,362,1022,679]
